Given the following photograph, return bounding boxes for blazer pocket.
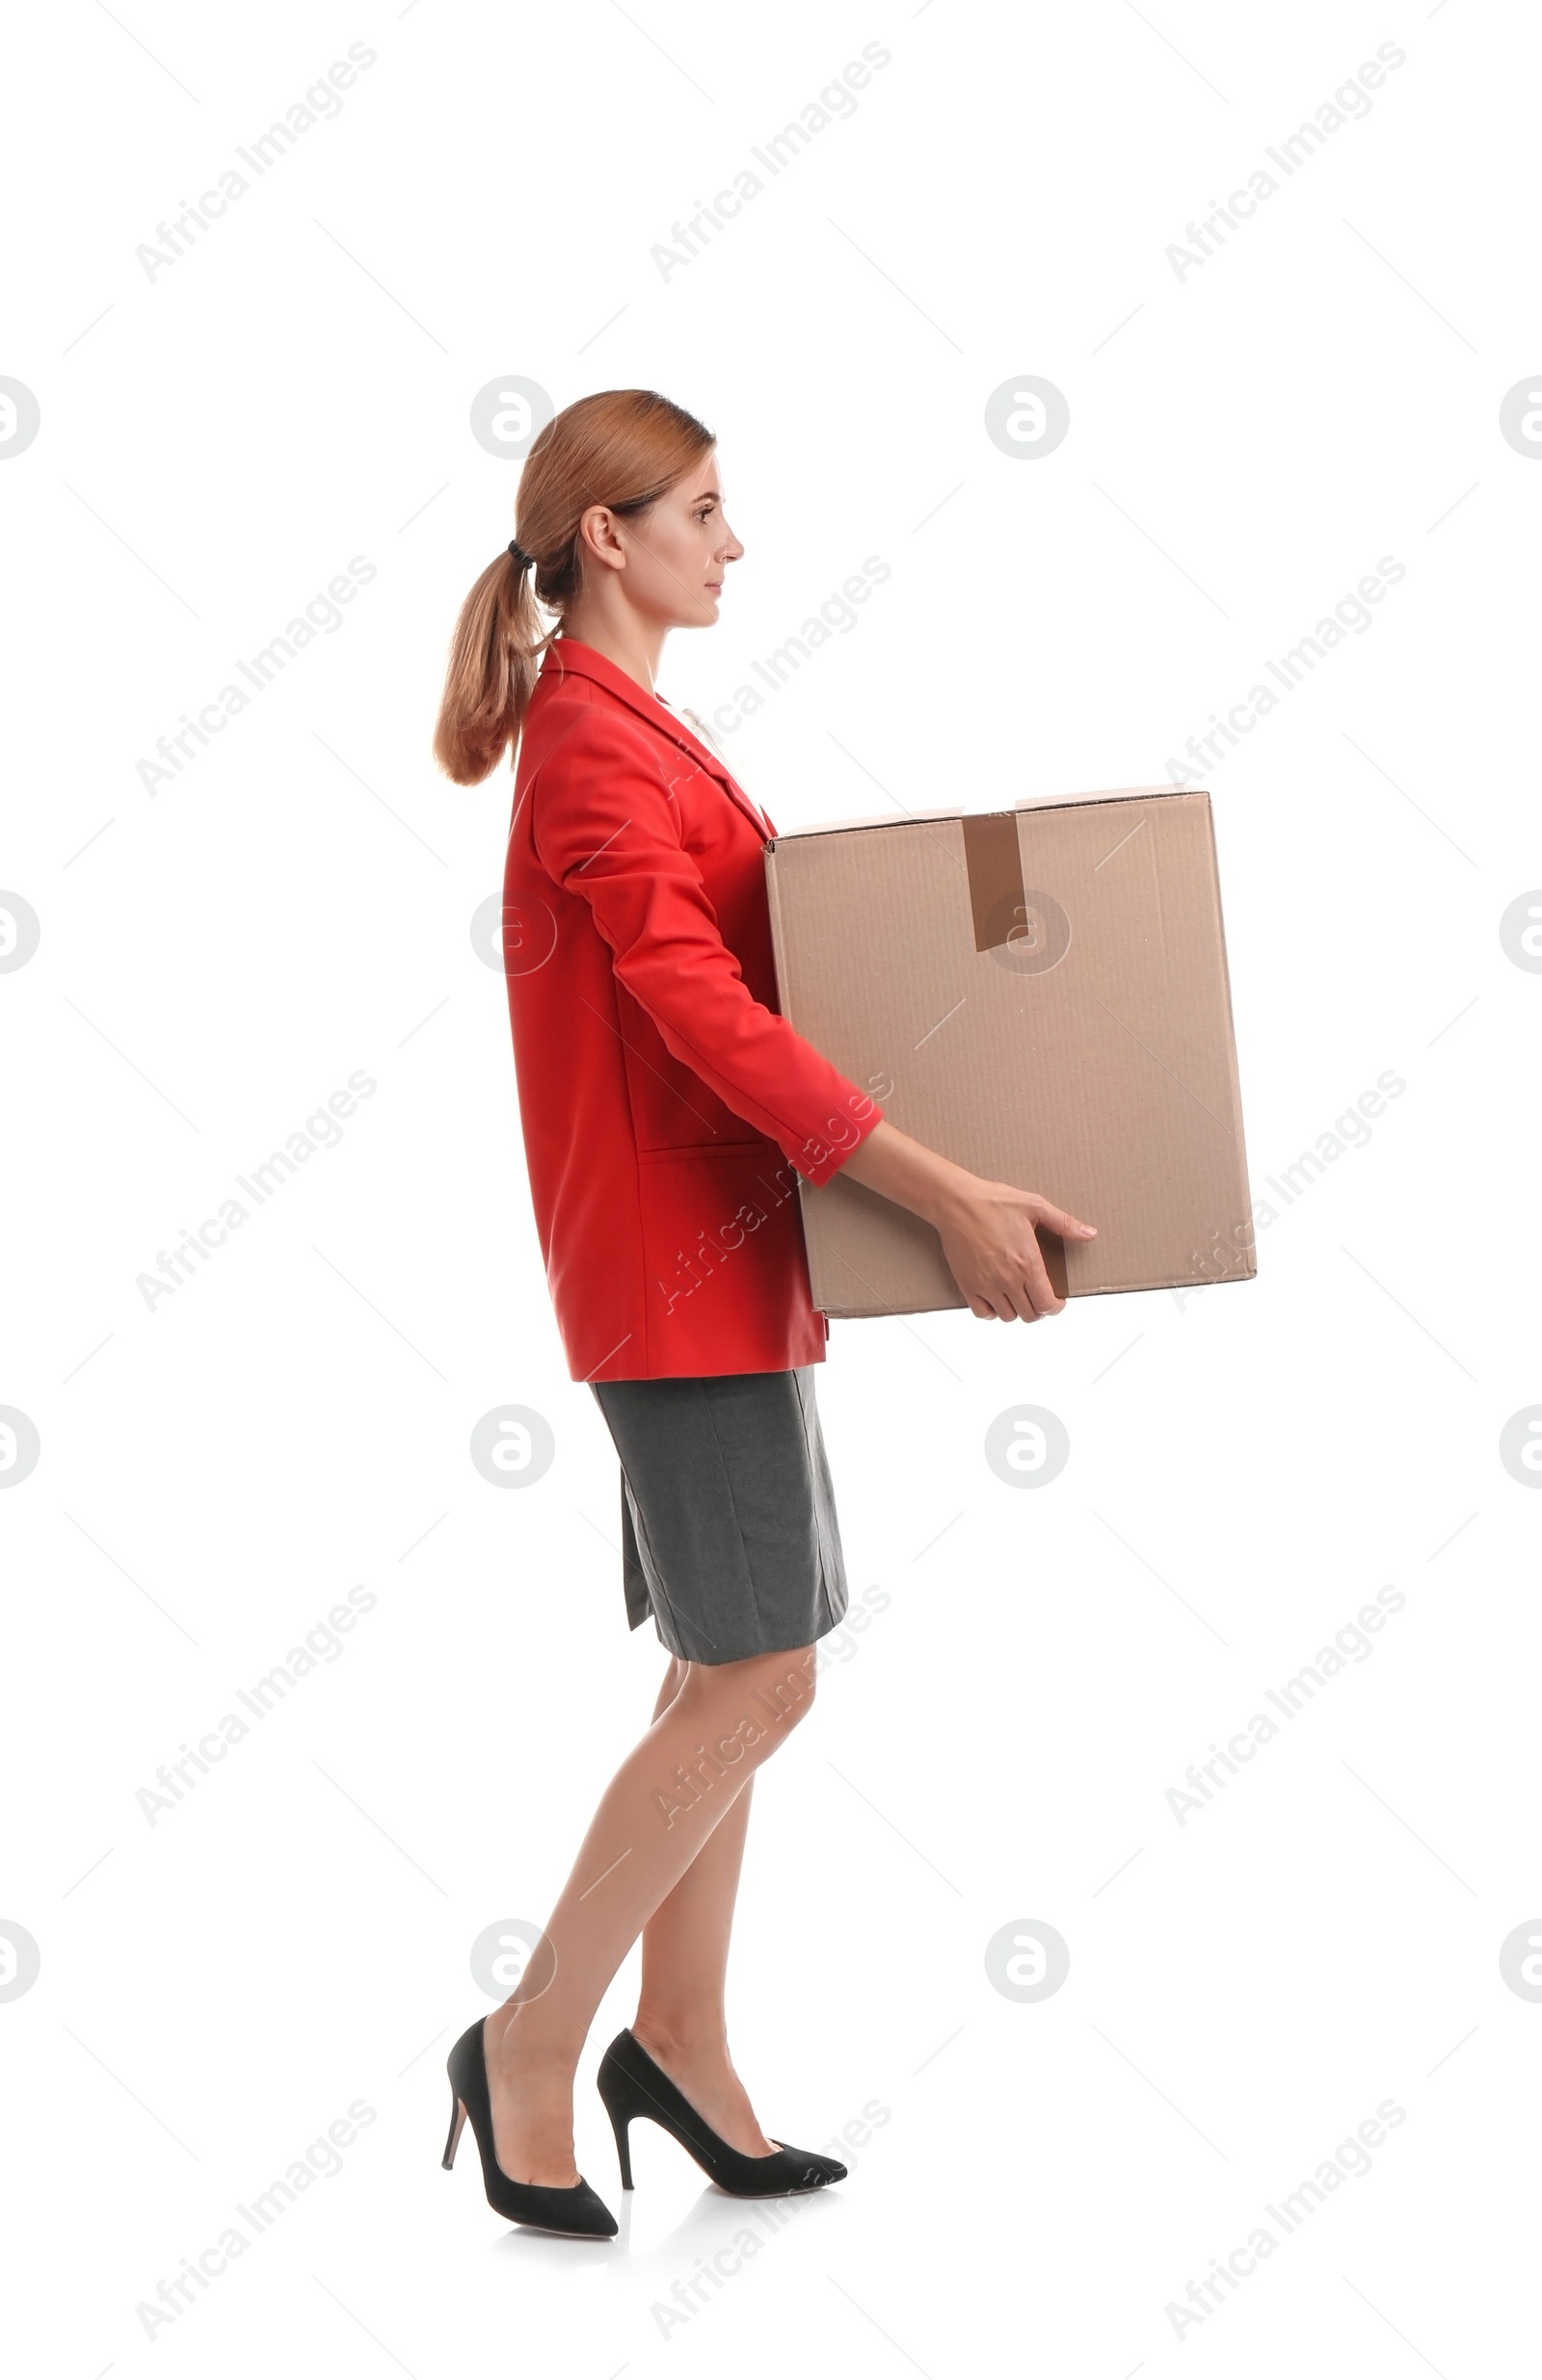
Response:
[635,1137,775,1164]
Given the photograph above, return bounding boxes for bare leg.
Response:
[630,1657,776,2155]
[486,1641,817,2185]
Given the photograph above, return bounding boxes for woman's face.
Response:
[591,449,744,628]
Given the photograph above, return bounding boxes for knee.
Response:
[738,1642,819,1745]
[680,1642,819,1762]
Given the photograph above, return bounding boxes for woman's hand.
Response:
[931,1177,1096,1322]
[836,1119,1097,1322]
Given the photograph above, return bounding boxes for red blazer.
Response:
[502,637,884,1382]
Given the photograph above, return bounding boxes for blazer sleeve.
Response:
[529,704,883,1187]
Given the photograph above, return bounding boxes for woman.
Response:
[433,388,1096,2237]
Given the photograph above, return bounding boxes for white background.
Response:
[4,1,1539,2373]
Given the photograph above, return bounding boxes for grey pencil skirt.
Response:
[588,1365,850,1665]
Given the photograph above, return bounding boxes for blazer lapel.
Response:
[661,701,774,837]
[540,639,773,839]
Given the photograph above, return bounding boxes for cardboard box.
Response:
[763,787,1255,1316]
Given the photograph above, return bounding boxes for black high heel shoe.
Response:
[442,2018,618,2238]
[597,2028,847,2198]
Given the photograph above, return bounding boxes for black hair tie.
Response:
[507,539,534,573]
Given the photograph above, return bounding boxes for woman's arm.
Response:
[528,709,884,1186]
[838,1119,1097,1325]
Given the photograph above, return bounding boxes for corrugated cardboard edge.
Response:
[1014,782,1195,813]
[768,804,965,841]
[1191,791,1258,1282]
[763,833,794,1050]
[816,1265,1254,1320]
[766,785,1201,842]
[763,840,817,1197]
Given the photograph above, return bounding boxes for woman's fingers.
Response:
[1017,1263,1063,1321]
[1027,1196,1098,1241]
[955,1256,1061,1322]
[1010,1194,1090,1317]
[975,1267,1059,1324]
[1007,1228,1069,1321]
[944,1182,1092,1320]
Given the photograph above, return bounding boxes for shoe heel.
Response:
[442,2092,467,2171]
[606,2103,634,2190]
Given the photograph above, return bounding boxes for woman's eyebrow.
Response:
[691,487,721,503]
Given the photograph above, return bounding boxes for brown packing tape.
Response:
[960,811,1027,953]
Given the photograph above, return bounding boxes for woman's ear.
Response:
[577,503,627,572]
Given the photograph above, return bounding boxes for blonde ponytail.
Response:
[432,547,550,785]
